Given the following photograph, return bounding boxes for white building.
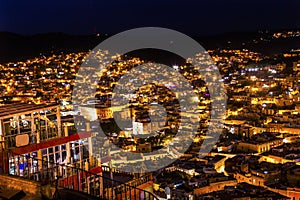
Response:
[133,121,144,135]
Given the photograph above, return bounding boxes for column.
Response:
[66,141,71,164]
[0,119,4,149]
[44,112,48,139]
[31,113,35,144]
[86,122,94,167]
[64,124,71,165]
[85,160,89,171]
[57,106,61,137]
[36,118,43,173]
[37,149,43,173]
[17,116,20,135]
[64,125,68,137]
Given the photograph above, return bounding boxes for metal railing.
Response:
[0,150,159,200]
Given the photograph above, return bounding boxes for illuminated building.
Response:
[133,121,144,135]
[0,103,156,199]
[293,60,300,71]
[0,103,97,174]
[236,139,283,153]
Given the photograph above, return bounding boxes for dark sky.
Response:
[0,0,299,35]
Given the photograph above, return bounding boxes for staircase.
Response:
[0,150,159,200]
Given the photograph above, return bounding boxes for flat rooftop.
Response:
[0,103,58,119]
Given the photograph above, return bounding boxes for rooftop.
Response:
[196,183,289,200]
[0,103,58,119]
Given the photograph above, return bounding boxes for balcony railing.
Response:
[0,150,159,200]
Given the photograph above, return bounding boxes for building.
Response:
[236,132,283,153]
[195,182,290,200]
[0,103,61,149]
[293,60,300,71]
[236,139,283,153]
[194,179,237,196]
[133,121,144,135]
[287,166,300,187]
[0,103,156,199]
[0,103,97,173]
[136,143,152,153]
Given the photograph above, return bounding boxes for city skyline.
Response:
[0,1,299,199]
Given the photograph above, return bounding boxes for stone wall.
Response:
[0,174,54,199]
[194,180,237,195]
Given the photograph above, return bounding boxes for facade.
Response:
[0,103,61,149]
[133,121,144,135]
[136,143,152,153]
[293,60,300,71]
[236,139,283,153]
[0,103,155,199]
[79,105,114,121]
[133,121,162,136]
[194,179,237,196]
[0,103,98,178]
[96,106,113,120]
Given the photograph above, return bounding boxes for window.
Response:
[36,109,59,141]
[70,139,89,166]
[42,144,67,167]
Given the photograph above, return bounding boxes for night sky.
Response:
[0,0,300,35]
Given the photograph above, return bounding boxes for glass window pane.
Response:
[55,146,59,152]
[48,148,53,154]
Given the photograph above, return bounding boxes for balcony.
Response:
[0,150,158,200]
